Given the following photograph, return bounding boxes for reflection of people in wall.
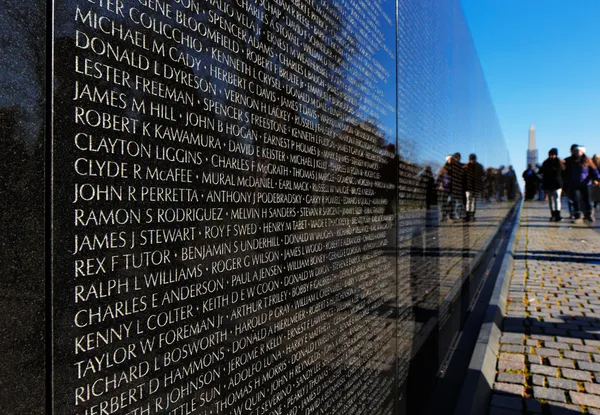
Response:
[437,155,455,221]
[419,166,437,209]
[495,166,505,201]
[506,165,517,200]
[452,153,465,218]
[463,154,484,222]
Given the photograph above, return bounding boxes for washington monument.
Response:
[527,124,538,167]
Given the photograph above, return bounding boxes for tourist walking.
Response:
[506,166,517,200]
[463,154,485,221]
[563,144,579,218]
[522,164,538,200]
[539,148,564,221]
[564,146,600,223]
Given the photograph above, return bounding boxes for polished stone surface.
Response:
[1,0,514,413]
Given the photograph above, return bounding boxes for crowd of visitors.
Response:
[436,152,517,223]
[414,145,598,225]
[525,144,600,223]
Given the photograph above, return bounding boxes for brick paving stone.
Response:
[573,344,598,353]
[528,354,542,364]
[501,334,526,345]
[546,377,580,390]
[497,372,526,384]
[564,351,591,361]
[536,348,561,357]
[545,342,571,350]
[501,344,527,353]
[532,375,545,386]
[570,391,600,408]
[561,368,592,381]
[548,358,576,368]
[585,383,600,394]
[499,359,526,371]
[533,386,566,402]
[578,361,600,372]
[500,353,526,363]
[531,334,555,342]
[556,336,584,345]
[531,364,558,376]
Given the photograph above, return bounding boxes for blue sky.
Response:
[461,0,600,182]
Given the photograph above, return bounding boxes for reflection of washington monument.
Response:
[527,124,538,167]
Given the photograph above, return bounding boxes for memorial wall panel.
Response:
[0,0,515,413]
[395,2,514,411]
[52,0,399,414]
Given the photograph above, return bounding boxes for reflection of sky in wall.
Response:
[56,0,397,147]
[390,0,511,170]
[365,0,397,147]
[3,0,511,169]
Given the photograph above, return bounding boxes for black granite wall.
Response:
[0,0,515,413]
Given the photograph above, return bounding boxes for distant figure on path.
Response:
[522,164,538,200]
[535,163,546,201]
[564,145,600,223]
[563,144,579,219]
[463,154,484,221]
[539,148,564,221]
[506,165,517,200]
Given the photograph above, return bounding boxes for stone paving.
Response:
[489,202,600,415]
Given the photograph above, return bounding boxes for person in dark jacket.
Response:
[506,165,517,200]
[463,154,485,221]
[495,166,505,201]
[564,145,600,223]
[437,155,456,221]
[563,144,579,218]
[522,164,538,200]
[539,148,565,221]
[452,152,465,218]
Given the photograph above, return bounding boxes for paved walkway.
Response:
[489,202,600,415]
